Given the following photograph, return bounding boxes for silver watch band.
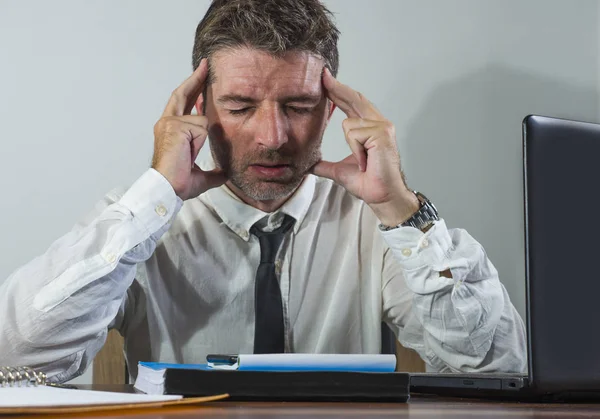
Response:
[378,191,439,232]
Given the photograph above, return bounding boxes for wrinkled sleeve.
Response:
[381,220,527,373]
[0,169,182,383]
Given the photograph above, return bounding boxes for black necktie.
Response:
[250,214,295,354]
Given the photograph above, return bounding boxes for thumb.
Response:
[190,165,228,197]
[310,160,338,182]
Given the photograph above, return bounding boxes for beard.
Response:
[210,137,322,201]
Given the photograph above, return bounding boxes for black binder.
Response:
[136,368,410,402]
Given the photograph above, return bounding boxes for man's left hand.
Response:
[312,68,420,227]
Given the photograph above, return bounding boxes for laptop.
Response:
[410,114,600,401]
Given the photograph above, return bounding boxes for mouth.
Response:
[249,163,292,178]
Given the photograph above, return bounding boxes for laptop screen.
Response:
[524,115,600,391]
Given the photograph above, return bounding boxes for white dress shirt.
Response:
[0,166,527,383]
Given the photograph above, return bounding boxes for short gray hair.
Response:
[192,0,340,79]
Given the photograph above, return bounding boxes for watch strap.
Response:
[379,191,439,232]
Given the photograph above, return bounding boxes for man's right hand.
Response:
[151,58,227,201]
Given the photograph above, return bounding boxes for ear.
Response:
[194,93,205,116]
[327,100,336,121]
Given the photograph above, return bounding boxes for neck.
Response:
[225,180,303,213]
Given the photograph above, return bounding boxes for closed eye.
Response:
[286,106,313,115]
[228,108,252,115]
[227,106,314,116]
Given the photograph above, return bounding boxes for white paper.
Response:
[134,364,168,395]
[0,385,181,407]
[212,353,397,371]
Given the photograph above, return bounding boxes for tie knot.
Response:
[250,214,295,264]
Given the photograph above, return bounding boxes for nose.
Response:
[255,105,288,150]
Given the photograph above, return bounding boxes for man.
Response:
[0,0,526,383]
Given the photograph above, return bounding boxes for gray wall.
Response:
[0,1,598,382]
[322,0,600,322]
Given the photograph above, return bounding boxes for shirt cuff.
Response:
[380,219,453,271]
[119,168,183,237]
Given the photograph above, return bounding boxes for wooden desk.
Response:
[19,385,600,419]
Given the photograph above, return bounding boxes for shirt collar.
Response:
[198,158,316,241]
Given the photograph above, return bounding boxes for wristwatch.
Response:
[379,191,440,232]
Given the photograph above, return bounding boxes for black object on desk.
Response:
[411,115,600,402]
[137,367,409,402]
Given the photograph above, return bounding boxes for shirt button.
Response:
[275,260,282,274]
[401,248,412,257]
[104,252,117,263]
[241,230,249,240]
[421,239,429,249]
[155,204,168,217]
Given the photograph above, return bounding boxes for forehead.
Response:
[210,47,324,98]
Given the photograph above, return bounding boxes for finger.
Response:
[191,164,228,191]
[342,118,380,136]
[310,160,338,181]
[345,130,368,172]
[163,58,209,117]
[161,121,207,154]
[341,119,387,172]
[190,128,208,164]
[347,124,392,151]
[311,155,358,183]
[167,120,208,139]
[322,67,382,120]
[170,115,208,128]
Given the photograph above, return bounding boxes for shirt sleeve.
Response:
[0,169,183,383]
[380,219,528,373]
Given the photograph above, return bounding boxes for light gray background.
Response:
[0,1,598,383]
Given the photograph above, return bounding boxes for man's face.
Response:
[202,48,332,202]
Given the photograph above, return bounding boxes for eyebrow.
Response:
[216,94,256,105]
[216,94,322,106]
[280,94,322,105]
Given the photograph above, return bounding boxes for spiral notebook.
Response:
[0,366,48,387]
[0,366,227,414]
